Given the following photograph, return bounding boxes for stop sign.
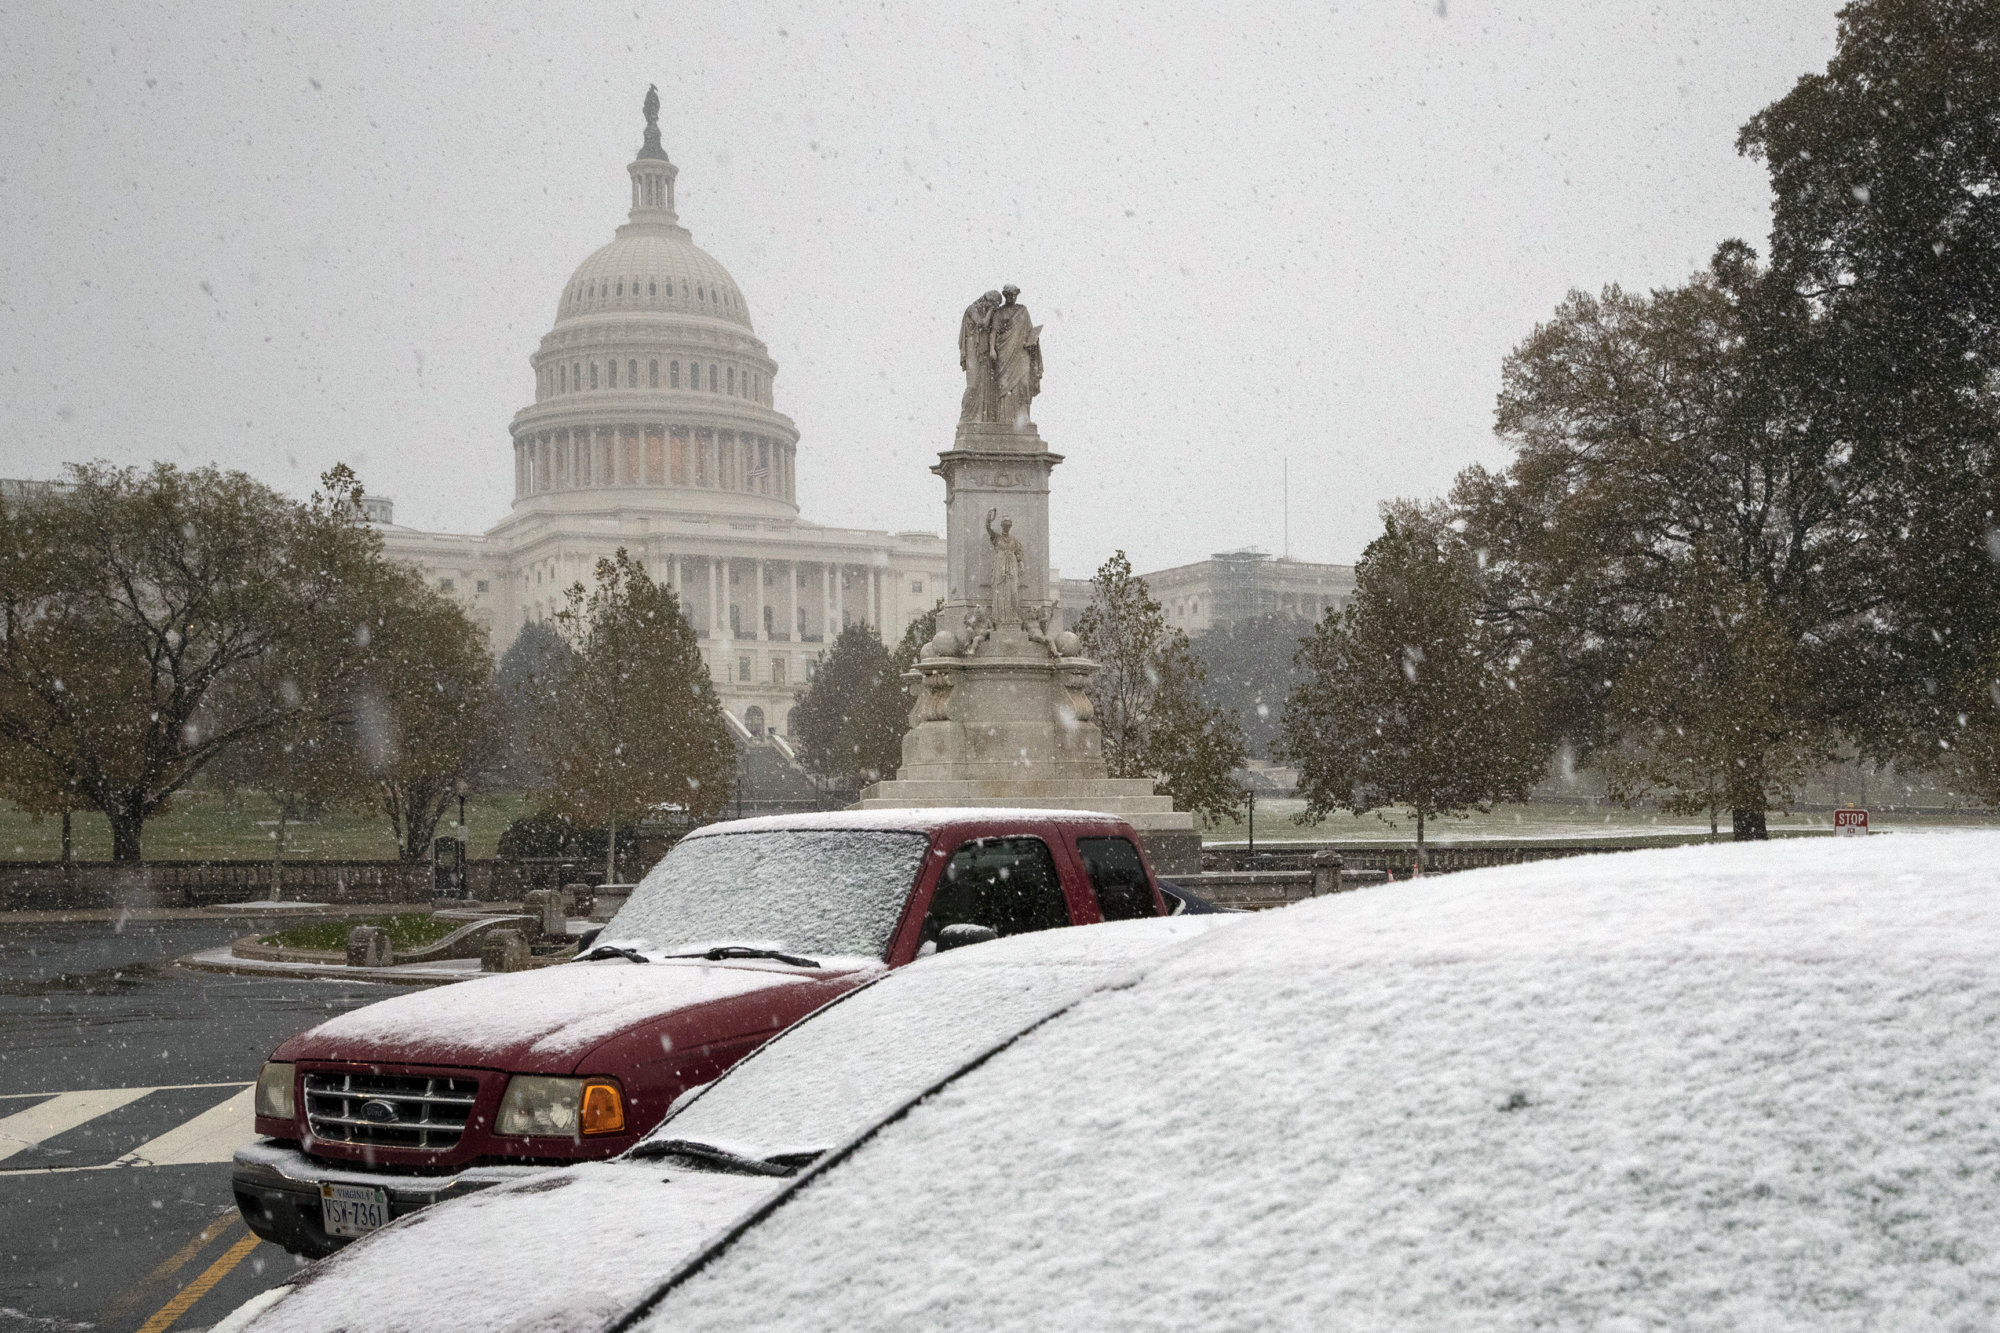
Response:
[1835,808,1869,835]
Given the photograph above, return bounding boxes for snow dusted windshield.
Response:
[602,830,930,959]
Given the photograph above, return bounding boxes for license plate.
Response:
[319,1182,389,1238]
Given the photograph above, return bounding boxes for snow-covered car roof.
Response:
[629,830,2000,1331]
[218,914,1234,1333]
[685,807,1141,837]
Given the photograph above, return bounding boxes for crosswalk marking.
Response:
[0,1082,254,1174]
[0,1087,154,1162]
[115,1087,256,1167]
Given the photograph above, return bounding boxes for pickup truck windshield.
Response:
[603,830,931,959]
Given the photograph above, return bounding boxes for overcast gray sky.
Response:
[1,0,1844,576]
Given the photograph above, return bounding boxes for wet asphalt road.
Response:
[0,919,417,1332]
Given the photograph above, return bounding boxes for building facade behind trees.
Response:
[1061,549,1355,635]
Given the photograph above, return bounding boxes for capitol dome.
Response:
[555,231,752,332]
[508,99,798,519]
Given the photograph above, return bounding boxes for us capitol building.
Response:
[370,99,945,739]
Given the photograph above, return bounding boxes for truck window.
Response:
[926,837,1071,940]
[608,829,930,958]
[1075,836,1157,922]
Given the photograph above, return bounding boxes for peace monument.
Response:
[857,288,1198,869]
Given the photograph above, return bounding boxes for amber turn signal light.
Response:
[579,1081,626,1135]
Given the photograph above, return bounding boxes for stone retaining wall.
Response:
[1200,836,1820,878]
[1179,868,1389,912]
[0,858,639,912]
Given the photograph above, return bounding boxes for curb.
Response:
[2,900,524,927]
[174,947,486,988]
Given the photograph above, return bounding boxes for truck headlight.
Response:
[254,1062,295,1120]
[497,1076,626,1138]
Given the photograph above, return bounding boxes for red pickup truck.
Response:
[232,808,1172,1256]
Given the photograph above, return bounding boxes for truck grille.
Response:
[303,1071,480,1152]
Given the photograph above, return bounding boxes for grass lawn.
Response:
[265,913,461,952]
[0,790,533,862]
[1196,798,2000,845]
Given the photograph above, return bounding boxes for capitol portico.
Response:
[371,94,945,738]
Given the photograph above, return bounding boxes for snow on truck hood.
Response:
[282,956,877,1071]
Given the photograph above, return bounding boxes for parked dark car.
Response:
[1156,879,1230,914]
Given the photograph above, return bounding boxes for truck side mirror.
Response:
[936,922,998,952]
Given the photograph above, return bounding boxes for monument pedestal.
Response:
[856,414,1199,874]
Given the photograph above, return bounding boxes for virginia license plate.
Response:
[319,1182,389,1238]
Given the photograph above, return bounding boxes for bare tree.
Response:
[539,550,734,880]
[360,575,498,860]
[1074,552,1246,823]
[1280,508,1543,860]
[0,463,388,861]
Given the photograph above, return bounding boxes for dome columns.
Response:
[511,423,796,503]
[661,555,891,649]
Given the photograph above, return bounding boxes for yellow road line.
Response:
[136,1231,261,1333]
[103,1209,240,1321]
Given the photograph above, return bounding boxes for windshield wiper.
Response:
[576,944,650,964]
[626,1138,815,1176]
[665,945,820,968]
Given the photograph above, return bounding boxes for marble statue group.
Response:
[959,285,1043,428]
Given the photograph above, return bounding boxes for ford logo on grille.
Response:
[359,1098,399,1124]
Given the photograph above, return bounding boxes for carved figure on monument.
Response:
[991,284,1042,428]
[960,607,992,657]
[1025,609,1053,653]
[644,84,660,127]
[958,290,1002,424]
[1060,668,1096,723]
[985,509,1026,626]
[912,668,955,724]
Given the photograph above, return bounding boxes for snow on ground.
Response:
[644,831,2000,1332]
[182,946,483,984]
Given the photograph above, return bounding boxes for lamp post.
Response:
[454,780,469,900]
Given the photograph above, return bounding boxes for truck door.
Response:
[921,836,1075,945]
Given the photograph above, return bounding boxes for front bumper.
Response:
[231,1139,547,1258]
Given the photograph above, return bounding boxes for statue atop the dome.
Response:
[991,285,1042,429]
[637,84,669,161]
[958,290,1001,424]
